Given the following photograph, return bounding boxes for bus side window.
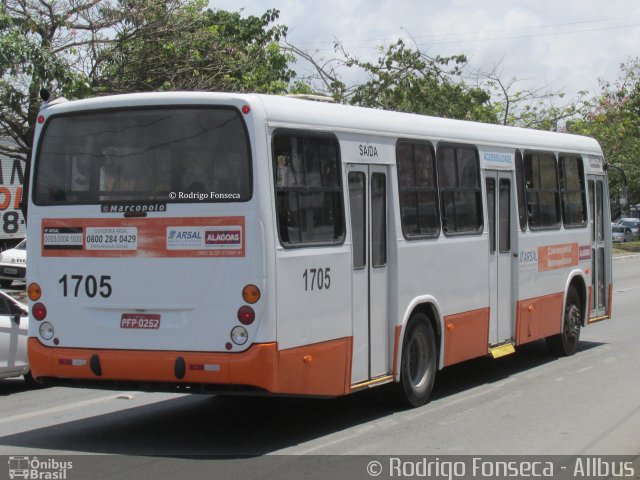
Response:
[396,140,439,239]
[559,154,587,227]
[436,144,482,235]
[272,132,344,246]
[515,151,527,231]
[524,151,561,229]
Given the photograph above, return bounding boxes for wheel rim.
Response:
[564,304,581,339]
[408,332,429,388]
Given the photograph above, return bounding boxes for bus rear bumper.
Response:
[28,337,352,396]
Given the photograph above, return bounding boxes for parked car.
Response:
[0,239,26,288]
[0,290,32,383]
[612,225,634,243]
[617,218,640,240]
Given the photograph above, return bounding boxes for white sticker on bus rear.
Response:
[166,226,242,250]
[43,227,84,250]
[85,227,138,250]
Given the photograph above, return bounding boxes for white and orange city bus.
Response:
[26,93,612,406]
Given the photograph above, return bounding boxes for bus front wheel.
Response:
[392,315,437,408]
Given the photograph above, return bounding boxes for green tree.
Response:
[0,0,111,159]
[0,0,295,162]
[286,39,498,122]
[96,2,294,94]
[479,62,583,129]
[568,58,640,207]
[344,40,498,123]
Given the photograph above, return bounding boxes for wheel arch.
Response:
[565,270,588,326]
[395,296,445,381]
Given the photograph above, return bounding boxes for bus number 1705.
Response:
[58,274,113,298]
[302,268,331,291]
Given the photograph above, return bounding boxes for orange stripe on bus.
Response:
[443,308,490,367]
[277,337,351,396]
[28,336,352,397]
[515,292,564,345]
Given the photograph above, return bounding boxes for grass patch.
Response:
[613,241,640,255]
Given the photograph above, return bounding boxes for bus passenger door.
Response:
[347,164,389,384]
[588,177,610,319]
[486,170,515,345]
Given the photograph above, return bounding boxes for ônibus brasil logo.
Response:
[8,456,73,479]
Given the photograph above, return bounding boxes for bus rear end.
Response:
[26,93,276,392]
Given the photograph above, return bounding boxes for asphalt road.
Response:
[0,258,639,478]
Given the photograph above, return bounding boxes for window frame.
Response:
[33,105,253,206]
[370,172,387,268]
[498,177,511,253]
[515,150,528,231]
[523,150,562,231]
[271,129,346,249]
[559,153,588,229]
[486,177,496,254]
[348,171,366,269]
[436,142,484,237]
[395,139,441,240]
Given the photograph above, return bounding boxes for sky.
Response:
[209,0,640,102]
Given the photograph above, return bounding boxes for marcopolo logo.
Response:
[100,202,166,213]
[8,456,73,479]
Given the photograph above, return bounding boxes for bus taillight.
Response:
[242,284,261,304]
[237,306,255,325]
[33,302,47,321]
[28,283,42,301]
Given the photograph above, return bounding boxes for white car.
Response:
[616,218,640,239]
[0,239,26,288]
[0,290,32,383]
[612,225,634,243]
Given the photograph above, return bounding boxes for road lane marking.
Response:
[615,284,640,293]
[576,366,593,373]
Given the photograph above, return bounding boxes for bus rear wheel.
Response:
[546,287,582,356]
[391,315,437,408]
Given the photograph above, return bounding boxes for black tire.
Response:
[546,286,582,356]
[389,314,437,408]
[23,371,44,389]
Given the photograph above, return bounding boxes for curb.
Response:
[613,253,640,262]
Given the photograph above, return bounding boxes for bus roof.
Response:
[39,91,604,156]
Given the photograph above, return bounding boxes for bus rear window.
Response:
[33,107,251,204]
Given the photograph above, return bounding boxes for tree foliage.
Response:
[478,60,583,129]
[568,58,640,207]
[0,0,293,162]
[344,40,498,123]
[0,0,110,159]
[96,2,294,94]
[286,39,498,123]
